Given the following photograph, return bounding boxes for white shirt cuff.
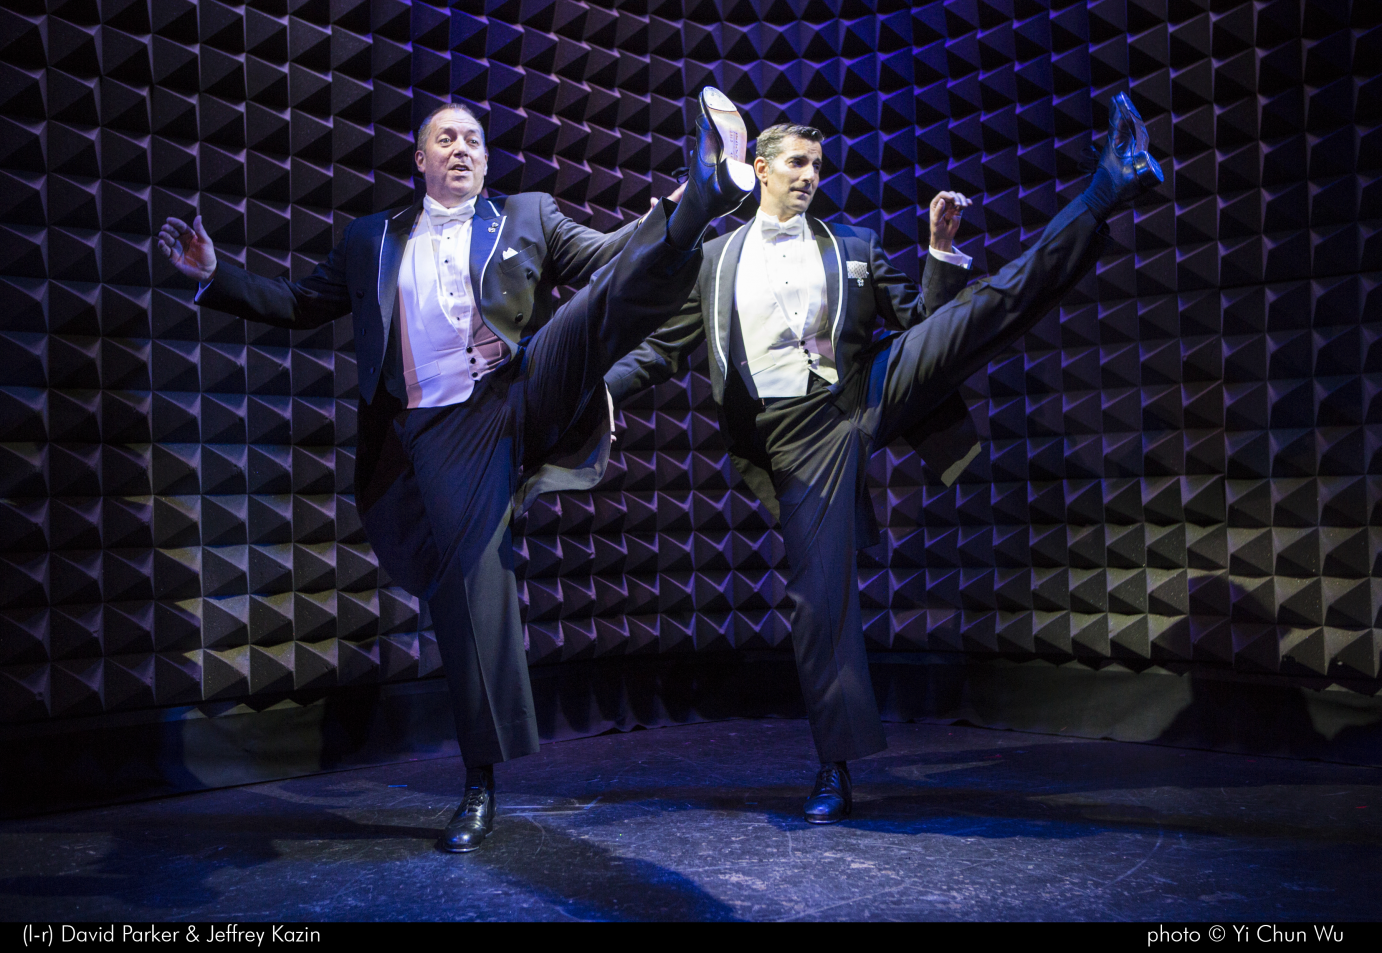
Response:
[929,245,972,269]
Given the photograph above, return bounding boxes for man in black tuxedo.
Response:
[607,93,1163,823]
[157,89,758,852]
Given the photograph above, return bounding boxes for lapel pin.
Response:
[488,222,497,232]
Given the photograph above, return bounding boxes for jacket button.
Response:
[516,312,523,320]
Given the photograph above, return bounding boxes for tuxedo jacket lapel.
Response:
[710,221,753,377]
[377,200,419,336]
[469,196,504,310]
[808,216,845,354]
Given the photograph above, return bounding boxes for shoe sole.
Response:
[1110,92,1148,155]
[1108,91,1161,191]
[700,87,755,192]
[439,840,484,853]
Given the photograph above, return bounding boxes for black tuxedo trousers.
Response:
[759,197,1108,762]
[396,205,700,767]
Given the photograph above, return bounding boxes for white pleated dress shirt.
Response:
[731,209,973,400]
[730,209,834,399]
[395,194,510,409]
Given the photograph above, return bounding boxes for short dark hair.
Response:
[416,103,486,149]
[754,123,824,164]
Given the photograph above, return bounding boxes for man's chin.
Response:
[432,176,482,201]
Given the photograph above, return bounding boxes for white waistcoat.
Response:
[395,195,508,408]
[730,211,836,399]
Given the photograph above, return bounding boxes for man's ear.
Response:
[415,150,426,173]
[753,155,769,181]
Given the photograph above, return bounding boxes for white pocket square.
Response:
[502,246,519,260]
[846,260,869,285]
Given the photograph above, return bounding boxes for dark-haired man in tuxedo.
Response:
[157,89,758,852]
[607,93,1163,823]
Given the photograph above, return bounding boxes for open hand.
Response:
[650,181,688,210]
[156,215,218,283]
[928,191,972,253]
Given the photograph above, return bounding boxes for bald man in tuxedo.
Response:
[158,90,758,852]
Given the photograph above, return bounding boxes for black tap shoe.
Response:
[803,761,853,825]
[666,86,755,250]
[1083,91,1164,219]
[438,780,495,853]
[1107,91,1163,192]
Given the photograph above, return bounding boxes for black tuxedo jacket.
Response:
[199,192,637,592]
[605,216,975,521]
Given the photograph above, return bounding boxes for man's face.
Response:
[755,137,823,220]
[415,108,488,206]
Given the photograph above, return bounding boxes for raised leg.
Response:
[521,200,702,467]
[873,89,1162,447]
[522,86,754,464]
[873,196,1107,447]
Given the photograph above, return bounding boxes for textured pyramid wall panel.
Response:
[1,0,1379,723]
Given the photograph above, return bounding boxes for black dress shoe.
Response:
[1109,91,1163,190]
[438,781,495,853]
[803,762,852,825]
[666,86,755,250]
[1083,91,1164,219]
[697,86,756,199]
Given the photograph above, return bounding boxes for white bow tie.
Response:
[426,199,475,225]
[761,215,807,242]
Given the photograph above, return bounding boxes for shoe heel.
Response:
[712,160,753,215]
[723,157,755,191]
[1132,151,1163,188]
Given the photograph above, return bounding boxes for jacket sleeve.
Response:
[540,193,643,288]
[195,223,356,330]
[867,231,970,330]
[603,283,707,404]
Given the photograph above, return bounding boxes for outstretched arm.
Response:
[157,214,218,283]
[927,190,971,256]
[923,190,974,316]
[604,284,706,404]
[157,214,352,330]
[872,192,975,329]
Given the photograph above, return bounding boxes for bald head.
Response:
[416,103,485,150]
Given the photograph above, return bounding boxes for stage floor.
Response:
[1,719,1378,922]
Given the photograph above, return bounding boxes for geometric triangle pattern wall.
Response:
[1,0,1379,723]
